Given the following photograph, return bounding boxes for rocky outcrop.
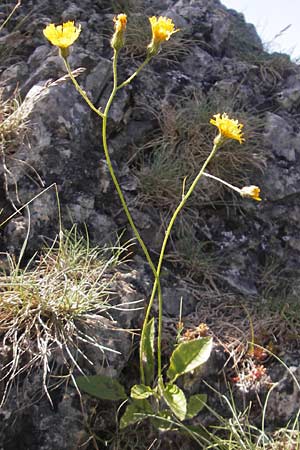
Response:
[1,0,300,448]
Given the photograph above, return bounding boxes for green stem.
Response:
[117,57,151,90]
[103,51,156,274]
[63,50,160,384]
[102,51,162,384]
[63,58,104,119]
[153,143,219,379]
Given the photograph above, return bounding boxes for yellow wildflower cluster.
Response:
[43,15,178,58]
[210,113,244,144]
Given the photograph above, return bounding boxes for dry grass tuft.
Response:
[109,0,145,14]
[163,218,222,284]
[0,87,29,152]
[136,93,266,210]
[103,11,193,62]
[0,226,129,405]
[123,14,193,61]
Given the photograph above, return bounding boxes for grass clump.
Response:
[113,0,144,15]
[204,397,300,450]
[0,226,127,405]
[136,93,265,210]
[243,52,296,90]
[164,220,221,284]
[103,8,193,62]
[0,87,29,153]
[122,14,193,61]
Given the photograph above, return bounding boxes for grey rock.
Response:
[221,268,258,296]
[85,57,112,103]
[162,285,195,317]
[1,0,300,447]
[264,113,297,162]
[0,264,146,449]
[266,362,300,426]
[276,74,300,111]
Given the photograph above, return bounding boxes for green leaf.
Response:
[120,399,153,429]
[141,317,155,385]
[167,337,213,382]
[186,394,207,419]
[76,375,127,401]
[163,383,187,421]
[131,384,154,400]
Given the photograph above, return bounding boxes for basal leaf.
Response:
[131,384,154,400]
[76,374,127,401]
[163,383,187,421]
[141,317,155,385]
[167,337,212,382]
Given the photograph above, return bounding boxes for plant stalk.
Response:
[102,51,162,384]
[63,58,104,119]
[153,143,219,379]
[117,57,151,90]
[64,50,163,384]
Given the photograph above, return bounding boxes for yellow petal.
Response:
[43,21,81,49]
[210,113,244,144]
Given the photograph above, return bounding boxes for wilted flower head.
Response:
[43,21,81,51]
[111,13,127,51]
[240,185,262,201]
[147,16,178,56]
[114,13,127,33]
[210,113,244,144]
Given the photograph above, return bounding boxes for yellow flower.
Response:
[147,16,178,56]
[111,13,127,51]
[210,113,244,144]
[240,186,262,201]
[43,21,81,49]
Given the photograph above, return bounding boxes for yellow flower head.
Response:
[111,13,127,51]
[114,13,127,33]
[147,16,178,56]
[210,113,244,144]
[240,186,262,201]
[149,16,177,42]
[43,21,81,49]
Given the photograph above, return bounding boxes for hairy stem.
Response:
[153,144,218,379]
[64,51,162,384]
[63,58,104,119]
[102,51,161,384]
[117,57,151,90]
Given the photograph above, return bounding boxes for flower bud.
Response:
[111,13,127,51]
[240,186,262,201]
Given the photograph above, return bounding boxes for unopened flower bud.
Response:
[111,13,127,51]
[240,185,262,201]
